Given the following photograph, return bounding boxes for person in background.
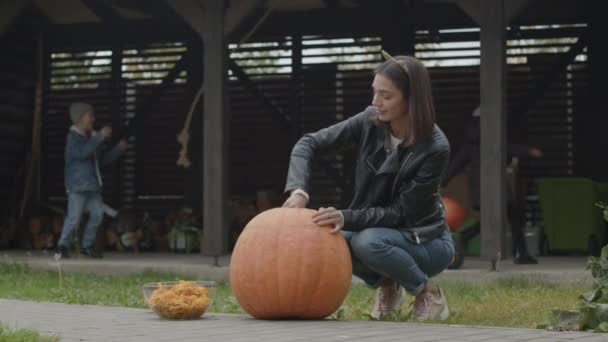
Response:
[442,107,543,264]
[54,102,128,259]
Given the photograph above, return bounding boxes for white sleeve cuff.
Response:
[337,210,344,229]
[291,189,310,201]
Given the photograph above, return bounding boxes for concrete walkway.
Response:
[1,299,605,342]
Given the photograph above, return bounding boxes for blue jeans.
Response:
[57,191,104,249]
[341,228,454,295]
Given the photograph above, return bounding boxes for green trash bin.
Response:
[458,218,481,257]
[448,218,481,270]
[597,182,608,225]
[537,178,606,255]
[597,182,608,203]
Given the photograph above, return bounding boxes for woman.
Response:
[283,51,453,321]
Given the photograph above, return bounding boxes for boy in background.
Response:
[54,102,127,259]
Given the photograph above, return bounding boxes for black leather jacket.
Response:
[285,106,451,244]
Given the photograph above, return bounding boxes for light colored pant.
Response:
[57,191,104,249]
[342,228,454,295]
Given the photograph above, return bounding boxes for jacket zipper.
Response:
[391,152,413,196]
[392,152,417,243]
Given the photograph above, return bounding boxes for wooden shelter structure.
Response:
[0,0,603,260]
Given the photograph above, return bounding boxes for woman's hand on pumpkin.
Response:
[282,192,308,208]
[313,207,344,234]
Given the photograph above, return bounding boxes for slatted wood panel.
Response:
[302,37,383,208]
[228,36,382,208]
[415,29,482,157]
[44,42,193,217]
[122,43,191,216]
[229,26,587,220]
[229,38,292,199]
[0,11,37,218]
[40,20,588,236]
[506,25,587,228]
[415,24,587,229]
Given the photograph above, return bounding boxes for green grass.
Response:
[337,276,586,328]
[0,263,240,313]
[0,262,586,329]
[0,324,60,342]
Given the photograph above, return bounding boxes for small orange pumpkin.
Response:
[442,196,466,231]
[230,208,352,319]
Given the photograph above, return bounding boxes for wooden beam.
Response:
[109,0,162,16]
[515,32,587,119]
[80,0,124,23]
[479,0,506,265]
[227,58,290,128]
[122,57,188,138]
[456,0,529,25]
[111,0,198,36]
[111,44,123,207]
[323,0,341,10]
[202,0,229,256]
[224,0,267,39]
[454,0,480,24]
[229,55,345,192]
[254,4,476,37]
[169,0,475,41]
[381,0,417,56]
[511,0,586,26]
[504,0,530,24]
[0,0,31,35]
[290,35,302,141]
[575,2,608,180]
[44,21,196,47]
[164,0,205,37]
[166,0,266,41]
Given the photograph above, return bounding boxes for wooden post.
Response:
[290,34,302,142]
[479,0,506,264]
[164,0,268,256]
[578,2,608,180]
[380,0,417,56]
[0,0,30,35]
[202,0,229,256]
[111,44,123,208]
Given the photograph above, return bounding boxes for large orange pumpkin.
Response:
[230,208,352,319]
[442,196,466,232]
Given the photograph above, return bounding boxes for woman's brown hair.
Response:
[374,52,436,145]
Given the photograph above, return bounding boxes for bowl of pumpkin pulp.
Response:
[142,280,216,319]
